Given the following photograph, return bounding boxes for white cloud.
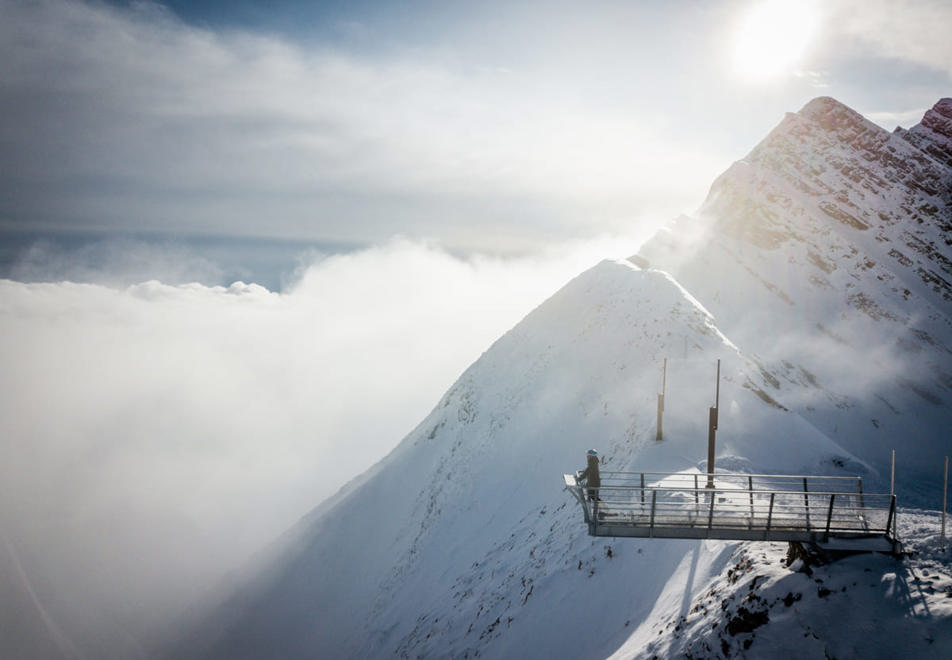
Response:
[3,0,950,255]
[0,0,714,249]
[8,237,226,286]
[826,0,952,77]
[0,236,638,654]
[865,107,936,130]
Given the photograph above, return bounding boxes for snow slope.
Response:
[172,261,879,660]
[609,510,952,659]
[172,98,952,659]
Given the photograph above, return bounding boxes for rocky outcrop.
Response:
[637,97,952,477]
[901,97,952,168]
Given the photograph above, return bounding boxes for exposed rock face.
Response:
[901,97,952,168]
[637,97,952,477]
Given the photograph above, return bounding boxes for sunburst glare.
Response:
[731,0,818,82]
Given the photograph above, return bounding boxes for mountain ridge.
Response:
[172,259,871,659]
[172,97,952,659]
[637,95,952,482]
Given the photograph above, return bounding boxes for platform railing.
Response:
[563,470,898,547]
[597,471,866,495]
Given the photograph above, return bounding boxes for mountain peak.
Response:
[786,96,884,140]
[904,97,952,167]
[797,95,852,118]
[930,97,952,115]
[639,91,952,473]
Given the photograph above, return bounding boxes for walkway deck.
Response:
[564,471,901,553]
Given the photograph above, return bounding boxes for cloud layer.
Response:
[0,237,634,655]
[4,1,949,254]
[0,0,725,251]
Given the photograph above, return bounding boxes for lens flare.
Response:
[731,0,818,81]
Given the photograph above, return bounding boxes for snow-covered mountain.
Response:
[636,97,952,487]
[170,98,952,659]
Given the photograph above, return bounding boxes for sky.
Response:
[0,0,950,655]
[2,0,950,271]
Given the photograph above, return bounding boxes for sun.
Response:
[731,0,818,81]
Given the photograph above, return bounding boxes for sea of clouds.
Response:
[0,236,639,654]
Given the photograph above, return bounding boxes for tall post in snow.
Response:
[656,358,667,442]
[943,455,948,552]
[706,359,720,489]
[890,449,896,496]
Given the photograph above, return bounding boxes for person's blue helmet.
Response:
[587,448,598,456]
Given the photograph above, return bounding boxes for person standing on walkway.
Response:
[579,449,601,517]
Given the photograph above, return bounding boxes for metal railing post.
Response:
[803,477,811,530]
[857,477,869,532]
[885,494,896,538]
[649,489,657,538]
[707,488,716,535]
[748,476,755,529]
[641,473,646,507]
[825,493,836,540]
[764,492,775,540]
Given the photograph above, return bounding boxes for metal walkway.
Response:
[564,471,901,553]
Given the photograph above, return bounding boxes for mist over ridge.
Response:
[0,236,640,657]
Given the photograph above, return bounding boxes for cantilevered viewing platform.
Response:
[563,471,901,554]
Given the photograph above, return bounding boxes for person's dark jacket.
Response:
[578,454,600,488]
